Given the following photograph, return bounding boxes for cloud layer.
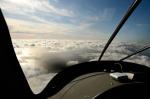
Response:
[12,39,150,93]
[1,0,117,39]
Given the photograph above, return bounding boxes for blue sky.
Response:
[0,0,149,42]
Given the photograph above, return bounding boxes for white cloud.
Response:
[0,0,76,37]
[12,40,150,93]
[136,23,148,27]
[5,17,105,39]
[0,0,74,17]
[0,0,88,39]
[83,8,115,23]
[6,18,75,36]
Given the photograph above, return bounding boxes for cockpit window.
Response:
[1,0,149,93]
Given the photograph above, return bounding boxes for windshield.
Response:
[1,0,150,94]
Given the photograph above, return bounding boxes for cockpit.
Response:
[0,0,150,99]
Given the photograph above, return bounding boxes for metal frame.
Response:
[98,0,142,61]
[120,45,150,61]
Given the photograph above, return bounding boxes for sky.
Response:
[0,0,150,42]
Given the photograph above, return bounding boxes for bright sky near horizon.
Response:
[0,0,149,42]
